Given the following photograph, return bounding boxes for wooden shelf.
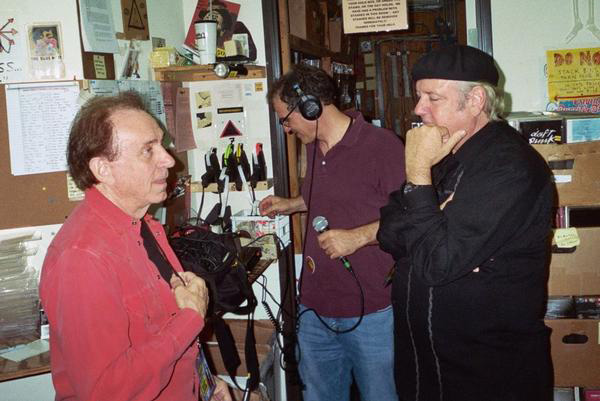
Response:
[0,350,50,382]
[154,65,266,82]
[190,179,272,193]
[289,35,353,65]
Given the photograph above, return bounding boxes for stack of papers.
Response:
[0,233,41,349]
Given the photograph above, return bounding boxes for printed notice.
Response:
[553,227,580,249]
[93,55,107,79]
[6,81,80,176]
[78,0,119,53]
[342,0,408,34]
[546,47,600,113]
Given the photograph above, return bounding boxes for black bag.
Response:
[169,225,260,391]
[170,226,255,315]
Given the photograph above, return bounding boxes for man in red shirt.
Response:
[40,92,230,401]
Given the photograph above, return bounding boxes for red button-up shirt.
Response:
[40,187,204,401]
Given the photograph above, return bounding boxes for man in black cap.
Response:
[377,44,555,401]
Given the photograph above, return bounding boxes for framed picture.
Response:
[28,23,62,60]
[27,22,65,79]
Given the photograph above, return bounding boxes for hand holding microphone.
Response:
[312,216,353,272]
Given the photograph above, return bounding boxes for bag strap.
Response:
[213,314,260,392]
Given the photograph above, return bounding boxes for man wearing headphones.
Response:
[259,64,405,401]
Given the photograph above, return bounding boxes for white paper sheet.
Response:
[6,81,80,176]
[0,339,49,362]
[0,10,27,83]
[88,79,166,127]
[78,0,119,54]
[118,79,166,125]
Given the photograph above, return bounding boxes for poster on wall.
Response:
[0,13,27,83]
[27,23,66,80]
[546,47,600,113]
[184,0,240,53]
[120,0,150,40]
[342,0,408,34]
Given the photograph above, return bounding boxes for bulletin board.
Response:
[0,84,80,230]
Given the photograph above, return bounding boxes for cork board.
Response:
[0,84,80,229]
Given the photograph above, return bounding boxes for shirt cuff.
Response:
[403,185,437,209]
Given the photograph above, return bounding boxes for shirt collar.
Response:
[84,187,142,233]
[335,110,366,149]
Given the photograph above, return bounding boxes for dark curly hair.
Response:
[268,64,338,111]
[67,91,149,190]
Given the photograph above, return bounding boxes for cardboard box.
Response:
[549,227,600,296]
[533,142,600,206]
[546,319,600,387]
[288,0,325,45]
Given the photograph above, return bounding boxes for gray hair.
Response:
[456,81,504,121]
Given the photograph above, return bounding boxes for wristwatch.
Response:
[402,181,427,195]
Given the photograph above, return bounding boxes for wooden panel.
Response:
[0,84,81,230]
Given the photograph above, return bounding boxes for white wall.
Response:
[467,0,600,112]
[1,0,84,82]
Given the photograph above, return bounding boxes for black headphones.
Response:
[292,83,322,121]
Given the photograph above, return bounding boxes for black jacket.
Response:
[378,121,555,401]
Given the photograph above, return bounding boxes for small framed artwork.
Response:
[27,22,65,79]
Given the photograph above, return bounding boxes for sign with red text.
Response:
[547,47,600,111]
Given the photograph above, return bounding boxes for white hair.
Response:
[455,81,504,121]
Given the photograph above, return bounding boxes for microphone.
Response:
[312,216,352,271]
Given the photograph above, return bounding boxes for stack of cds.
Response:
[0,234,41,348]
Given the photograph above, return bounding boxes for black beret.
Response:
[412,44,499,86]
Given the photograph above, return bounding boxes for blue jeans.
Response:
[297,304,398,401]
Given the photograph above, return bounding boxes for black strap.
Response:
[141,219,173,283]
[213,315,260,392]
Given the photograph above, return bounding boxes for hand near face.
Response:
[405,125,466,183]
[171,272,209,318]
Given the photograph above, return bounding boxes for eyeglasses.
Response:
[278,103,298,127]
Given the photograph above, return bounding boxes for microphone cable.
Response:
[296,117,366,335]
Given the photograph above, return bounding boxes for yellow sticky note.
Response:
[553,227,580,248]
